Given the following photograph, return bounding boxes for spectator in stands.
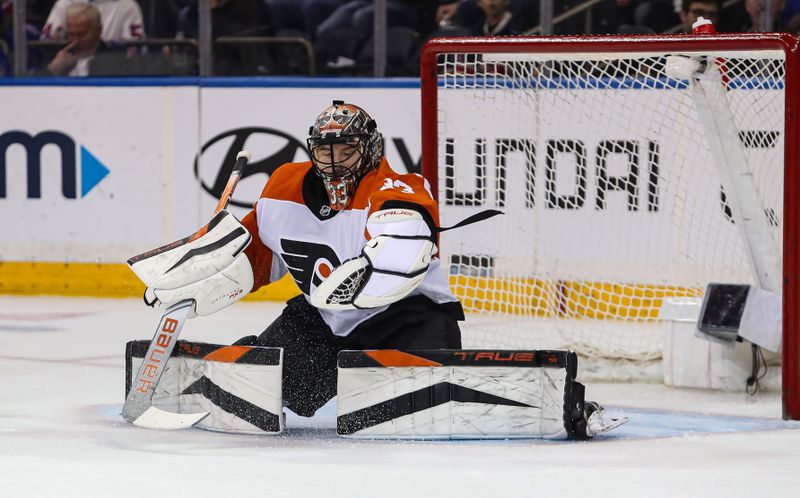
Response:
[628,0,678,32]
[469,0,528,36]
[264,0,349,39]
[435,0,460,26]
[40,2,130,76]
[563,0,674,33]
[302,0,349,38]
[176,0,270,39]
[140,0,190,39]
[782,0,800,33]
[176,0,272,75]
[41,0,144,41]
[536,0,643,35]
[434,0,535,34]
[678,0,721,32]
[744,0,786,31]
[316,1,458,40]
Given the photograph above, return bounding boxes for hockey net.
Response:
[420,35,799,399]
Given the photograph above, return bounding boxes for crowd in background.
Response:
[2,0,800,77]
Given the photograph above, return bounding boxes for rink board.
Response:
[0,78,420,297]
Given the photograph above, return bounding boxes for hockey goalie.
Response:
[124,100,627,439]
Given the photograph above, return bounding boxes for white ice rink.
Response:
[2,296,799,497]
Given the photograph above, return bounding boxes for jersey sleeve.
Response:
[121,1,145,40]
[239,170,295,292]
[40,0,67,39]
[241,210,274,292]
[366,172,440,239]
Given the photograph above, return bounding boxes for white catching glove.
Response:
[309,208,435,310]
[128,211,254,317]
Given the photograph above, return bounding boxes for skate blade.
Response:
[589,414,629,436]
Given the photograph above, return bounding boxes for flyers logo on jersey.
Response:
[280,239,342,294]
[380,178,415,194]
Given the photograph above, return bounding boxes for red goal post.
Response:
[420,34,800,420]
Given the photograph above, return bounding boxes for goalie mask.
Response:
[307,100,384,210]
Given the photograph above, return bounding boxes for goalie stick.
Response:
[122,150,251,430]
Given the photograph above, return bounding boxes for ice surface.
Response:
[1,296,799,497]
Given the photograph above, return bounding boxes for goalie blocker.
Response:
[337,349,627,439]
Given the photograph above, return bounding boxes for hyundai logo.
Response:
[194,127,310,208]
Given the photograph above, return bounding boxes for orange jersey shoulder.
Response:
[353,159,440,226]
[257,161,313,204]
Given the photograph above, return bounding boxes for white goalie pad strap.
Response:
[129,211,251,290]
[126,341,284,434]
[151,252,254,316]
[336,350,574,439]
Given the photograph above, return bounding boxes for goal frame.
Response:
[420,33,800,420]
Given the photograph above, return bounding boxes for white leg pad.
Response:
[126,341,284,434]
[337,350,580,439]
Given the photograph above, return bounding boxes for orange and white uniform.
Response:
[241,159,458,337]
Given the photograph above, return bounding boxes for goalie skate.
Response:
[584,401,629,438]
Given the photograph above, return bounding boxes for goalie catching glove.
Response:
[127,211,254,317]
[310,208,435,310]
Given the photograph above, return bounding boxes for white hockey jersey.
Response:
[40,0,145,41]
[241,159,458,336]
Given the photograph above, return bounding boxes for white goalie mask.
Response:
[307,100,384,211]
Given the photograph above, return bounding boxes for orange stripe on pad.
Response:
[203,345,251,363]
[366,350,442,367]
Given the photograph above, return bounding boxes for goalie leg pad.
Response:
[126,340,284,434]
[336,350,581,439]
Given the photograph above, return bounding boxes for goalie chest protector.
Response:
[251,159,458,336]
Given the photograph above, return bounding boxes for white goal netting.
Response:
[432,44,785,381]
